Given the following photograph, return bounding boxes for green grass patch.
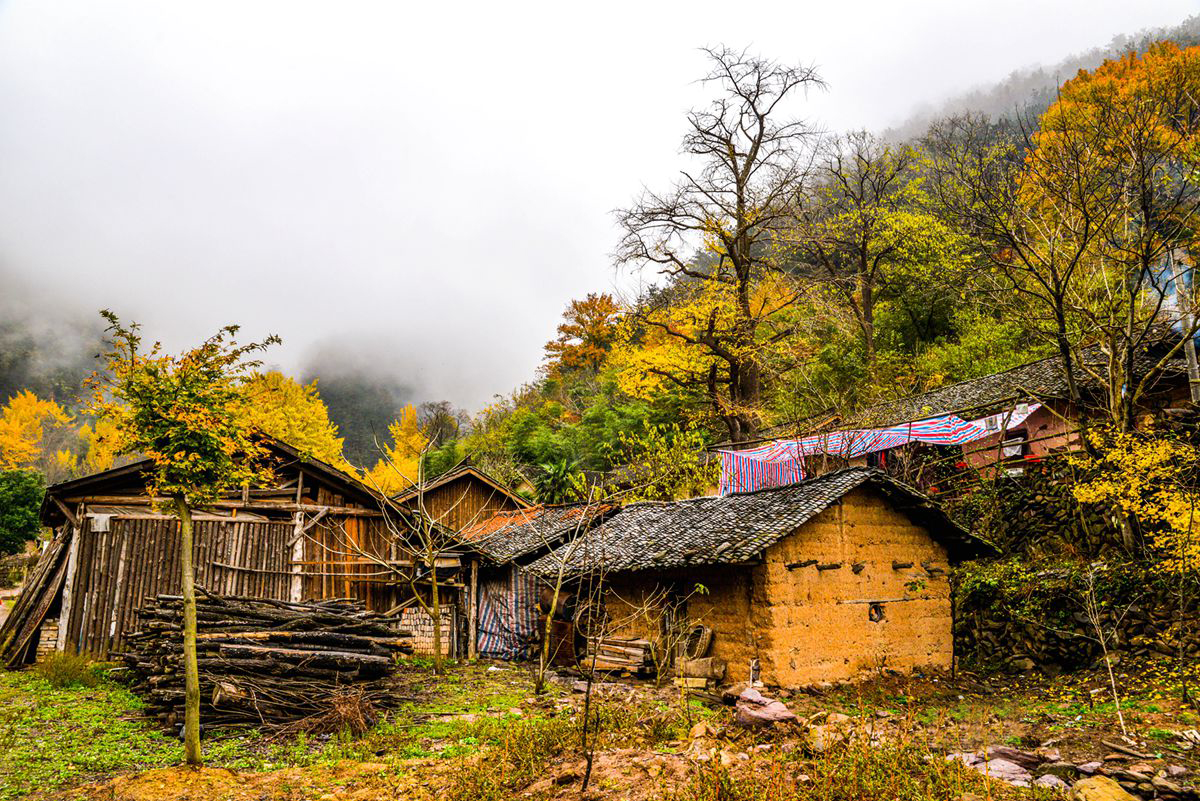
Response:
[0,671,180,799]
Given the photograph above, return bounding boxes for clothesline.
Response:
[718,403,1041,495]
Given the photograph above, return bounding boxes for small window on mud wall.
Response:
[868,602,886,623]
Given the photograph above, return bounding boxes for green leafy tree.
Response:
[0,470,43,556]
[86,311,278,766]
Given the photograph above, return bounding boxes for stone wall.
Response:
[955,561,1200,671]
[756,487,954,686]
[36,619,58,660]
[398,604,457,657]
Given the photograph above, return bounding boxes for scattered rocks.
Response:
[1079,762,1103,775]
[734,688,798,727]
[973,758,1032,786]
[1151,775,1184,795]
[985,745,1043,770]
[1041,761,1080,780]
[1072,775,1141,801]
[1035,774,1070,789]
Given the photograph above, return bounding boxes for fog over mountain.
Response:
[0,0,1195,432]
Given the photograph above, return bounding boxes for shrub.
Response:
[34,651,100,688]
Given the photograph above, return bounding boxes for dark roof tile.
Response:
[526,467,990,576]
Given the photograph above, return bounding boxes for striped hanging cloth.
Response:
[718,410,1027,495]
[719,440,806,495]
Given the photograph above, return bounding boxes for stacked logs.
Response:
[120,593,414,727]
[582,636,655,674]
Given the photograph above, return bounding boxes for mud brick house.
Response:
[0,437,472,666]
[526,467,992,687]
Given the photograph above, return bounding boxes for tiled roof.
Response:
[845,354,1070,428]
[839,346,1185,429]
[525,468,989,577]
[467,503,617,564]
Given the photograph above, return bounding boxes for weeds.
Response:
[664,741,1032,801]
[33,651,100,689]
[443,714,575,801]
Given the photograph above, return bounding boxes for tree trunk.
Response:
[429,554,444,675]
[536,576,565,695]
[861,266,876,367]
[174,496,202,767]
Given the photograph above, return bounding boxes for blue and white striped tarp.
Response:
[718,405,1040,495]
[476,567,541,660]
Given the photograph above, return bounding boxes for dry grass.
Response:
[272,689,378,738]
[33,652,100,689]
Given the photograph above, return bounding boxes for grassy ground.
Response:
[1,655,1197,801]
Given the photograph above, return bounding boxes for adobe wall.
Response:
[756,487,953,686]
[601,567,759,681]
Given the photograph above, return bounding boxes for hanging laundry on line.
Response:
[718,403,1041,495]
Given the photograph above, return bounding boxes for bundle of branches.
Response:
[120,592,414,728]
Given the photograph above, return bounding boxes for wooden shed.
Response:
[526,467,993,687]
[392,463,530,533]
[460,503,616,660]
[0,437,467,666]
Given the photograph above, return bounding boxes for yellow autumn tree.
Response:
[364,404,429,495]
[77,418,122,474]
[243,371,351,472]
[610,273,804,431]
[1072,426,1200,571]
[0,391,73,470]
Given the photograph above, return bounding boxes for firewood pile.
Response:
[581,635,655,674]
[120,593,414,727]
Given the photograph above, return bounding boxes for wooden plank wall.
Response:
[62,509,427,658]
[65,516,293,658]
[416,477,524,532]
[300,516,407,612]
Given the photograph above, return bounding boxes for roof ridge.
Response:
[856,353,1063,414]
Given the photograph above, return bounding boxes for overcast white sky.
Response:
[0,0,1197,410]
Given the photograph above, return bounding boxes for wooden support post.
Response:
[56,524,82,652]
[467,558,478,661]
[289,511,304,603]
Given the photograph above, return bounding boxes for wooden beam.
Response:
[63,496,384,518]
[56,528,82,652]
[467,558,478,661]
[50,497,79,528]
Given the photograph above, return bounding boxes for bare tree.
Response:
[616,46,823,442]
[926,84,1200,438]
[924,113,1110,429]
[316,445,492,676]
[791,131,922,368]
[528,492,609,695]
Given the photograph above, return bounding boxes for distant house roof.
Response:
[40,435,385,526]
[525,467,991,577]
[463,503,618,565]
[810,345,1186,431]
[390,463,531,509]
